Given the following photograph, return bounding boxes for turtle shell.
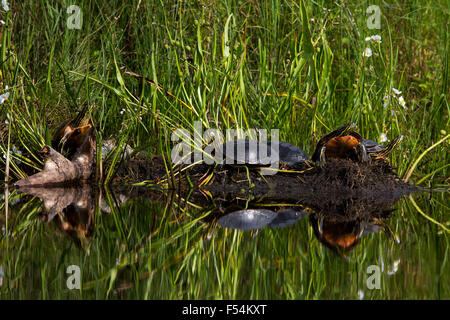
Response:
[311,123,364,162]
[220,139,278,165]
[219,139,308,167]
[361,139,384,154]
[276,141,310,166]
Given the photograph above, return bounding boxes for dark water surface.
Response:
[0,182,448,299]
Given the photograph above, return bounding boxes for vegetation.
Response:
[0,0,448,299]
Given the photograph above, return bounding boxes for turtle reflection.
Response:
[218,207,307,230]
[217,193,404,259]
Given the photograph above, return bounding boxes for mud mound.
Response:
[302,158,413,194]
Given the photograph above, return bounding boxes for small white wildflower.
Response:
[2,0,8,12]
[387,259,401,276]
[380,133,388,143]
[0,264,4,287]
[5,112,12,124]
[392,88,402,95]
[0,20,4,25]
[0,92,9,104]
[1,225,10,237]
[362,47,372,57]
[365,36,371,41]
[398,96,406,107]
[371,35,382,43]
[357,290,364,300]
[383,95,389,107]
[4,85,8,90]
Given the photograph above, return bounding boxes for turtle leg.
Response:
[359,143,371,163]
[319,146,327,167]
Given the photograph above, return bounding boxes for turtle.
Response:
[59,124,94,159]
[217,139,310,172]
[361,135,404,160]
[218,207,307,231]
[310,215,398,259]
[51,105,90,155]
[311,123,403,165]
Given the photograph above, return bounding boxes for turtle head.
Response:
[60,124,93,151]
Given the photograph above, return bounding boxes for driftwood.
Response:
[14,129,95,188]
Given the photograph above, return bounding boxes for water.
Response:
[0,184,448,299]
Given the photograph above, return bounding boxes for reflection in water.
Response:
[15,180,411,259]
[215,195,405,259]
[17,185,96,250]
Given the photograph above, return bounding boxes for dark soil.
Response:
[111,156,416,221]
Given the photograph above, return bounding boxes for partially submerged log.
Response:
[14,128,95,187]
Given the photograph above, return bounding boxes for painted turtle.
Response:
[312,123,403,164]
[362,135,404,160]
[52,105,89,149]
[59,124,93,158]
[218,139,310,172]
[310,215,398,259]
[311,123,367,164]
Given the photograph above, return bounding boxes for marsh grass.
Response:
[0,0,448,299]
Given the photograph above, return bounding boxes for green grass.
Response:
[0,0,448,299]
[0,0,448,184]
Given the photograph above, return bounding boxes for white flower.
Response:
[380,133,388,143]
[0,264,4,287]
[0,20,4,25]
[383,95,389,107]
[357,290,364,300]
[2,0,8,11]
[362,47,372,57]
[392,88,402,95]
[371,35,382,43]
[387,259,401,276]
[365,36,371,41]
[398,96,406,107]
[0,92,9,104]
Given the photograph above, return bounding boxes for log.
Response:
[14,129,95,187]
